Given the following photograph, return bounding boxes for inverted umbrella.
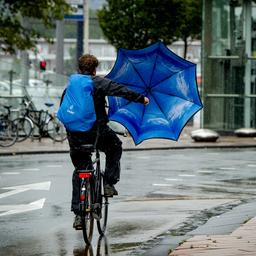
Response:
[106,41,203,145]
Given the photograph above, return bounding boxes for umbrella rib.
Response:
[150,93,175,135]
[150,66,194,91]
[152,88,199,105]
[121,83,146,92]
[148,52,158,88]
[122,52,147,87]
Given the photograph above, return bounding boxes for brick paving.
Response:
[169,217,256,256]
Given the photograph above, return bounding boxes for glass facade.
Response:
[202,0,256,131]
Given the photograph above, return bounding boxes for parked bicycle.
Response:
[0,105,18,147]
[14,100,66,142]
[76,139,109,245]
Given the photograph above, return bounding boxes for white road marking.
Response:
[247,164,256,167]
[197,170,214,174]
[219,167,236,170]
[0,198,46,217]
[179,174,196,177]
[46,165,63,168]
[20,168,40,171]
[152,184,174,187]
[164,178,183,181]
[0,181,51,199]
[2,172,20,175]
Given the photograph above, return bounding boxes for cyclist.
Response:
[61,54,149,229]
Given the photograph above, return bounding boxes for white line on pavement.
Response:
[179,174,196,177]
[164,178,183,181]
[219,167,236,170]
[0,198,46,217]
[247,164,256,167]
[21,168,40,171]
[2,172,20,175]
[45,165,63,168]
[152,183,174,187]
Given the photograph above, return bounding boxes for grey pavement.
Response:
[1,126,256,256]
[1,126,256,156]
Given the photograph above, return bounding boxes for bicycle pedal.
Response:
[75,225,83,231]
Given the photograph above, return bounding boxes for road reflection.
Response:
[73,235,110,256]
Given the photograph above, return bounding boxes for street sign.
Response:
[64,14,84,21]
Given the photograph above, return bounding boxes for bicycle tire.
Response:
[96,196,109,235]
[13,117,33,142]
[47,117,66,142]
[96,173,109,235]
[0,119,18,147]
[82,178,94,245]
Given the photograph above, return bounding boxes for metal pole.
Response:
[56,20,64,74]
[77,20,84,67]
[21,51,29,88]
[83,0,89,54]
[244,0,252,128]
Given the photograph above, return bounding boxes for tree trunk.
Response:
[183,37,188,59]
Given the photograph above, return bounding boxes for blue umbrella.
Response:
[106,41,203,145]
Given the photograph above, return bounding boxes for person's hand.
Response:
[144,97,149,105]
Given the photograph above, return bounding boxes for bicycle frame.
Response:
[78,147,109,245]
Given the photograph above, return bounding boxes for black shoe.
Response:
[73,215,82,230]
[104,184,118,197]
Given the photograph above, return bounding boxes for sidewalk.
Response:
[170,216,256,256]
[1,127,256,155]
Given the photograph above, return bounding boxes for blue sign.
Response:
[64,14,84,21]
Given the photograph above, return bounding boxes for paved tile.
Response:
[169,217,256,256]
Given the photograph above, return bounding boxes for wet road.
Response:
[0,148,256,255]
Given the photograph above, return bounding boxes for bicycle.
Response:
[0,105,18,147]
[77,141,109,245]
[14,100,66,142]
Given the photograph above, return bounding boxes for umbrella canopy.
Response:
[106,41,203,145]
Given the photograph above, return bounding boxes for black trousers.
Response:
[67,125,122,214]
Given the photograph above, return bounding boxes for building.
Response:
[202,0,256,132]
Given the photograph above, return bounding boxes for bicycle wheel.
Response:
[96,196,109,235]
[47,117,66,142]
[13,117,33,142]
[82,179,94,245]
[96,174,109,235]
[0,119,18,147]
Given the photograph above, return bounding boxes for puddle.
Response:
[128,199,245,255]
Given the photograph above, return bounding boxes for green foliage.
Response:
[97,0,184,49]
[178,0,202,40]
[0,0,72,53]
[97,0,202,52]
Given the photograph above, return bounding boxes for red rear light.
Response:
[79,172,92,179]
[80,194,85,201]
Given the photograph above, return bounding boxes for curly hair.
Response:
[78,54,99,75]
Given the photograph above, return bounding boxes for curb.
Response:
[1,143,256,156]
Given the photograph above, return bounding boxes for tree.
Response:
[97,0,202,58]
[0,0,72,53]
[178,0,202,58]
[97,0,184,50]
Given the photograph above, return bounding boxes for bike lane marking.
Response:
[0,198,46,216]
[0,181,51,199]
[2,172,20,175]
